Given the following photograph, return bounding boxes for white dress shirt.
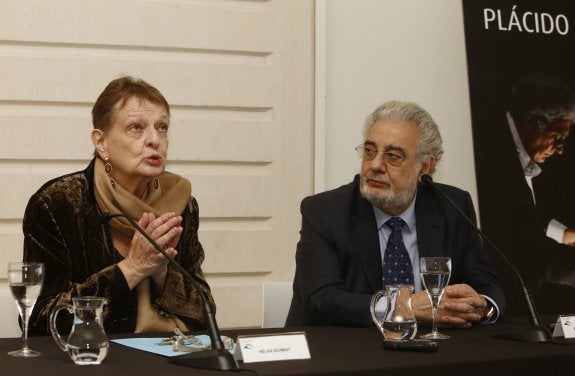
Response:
[507,112,566,243]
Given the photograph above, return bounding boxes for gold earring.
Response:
[104,157,112,174]
[104,157,115,188]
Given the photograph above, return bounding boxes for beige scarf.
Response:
[134,278,188,333]
[93,157,191,333]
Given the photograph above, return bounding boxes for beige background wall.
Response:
[0,0,314,334]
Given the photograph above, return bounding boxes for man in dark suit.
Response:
[286,100,505,327]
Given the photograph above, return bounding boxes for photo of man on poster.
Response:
[462,0,575,316]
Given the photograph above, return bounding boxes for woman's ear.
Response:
[91,129,106,158]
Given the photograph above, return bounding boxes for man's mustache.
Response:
[364,172,390,185]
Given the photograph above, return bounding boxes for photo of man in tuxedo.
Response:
[474,71,575,315]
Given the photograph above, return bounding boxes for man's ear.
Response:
[420,156,436,177]
[91,129,106,158]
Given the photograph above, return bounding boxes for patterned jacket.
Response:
[23,158,214,335]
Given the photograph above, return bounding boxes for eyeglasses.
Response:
[355,143,406,168]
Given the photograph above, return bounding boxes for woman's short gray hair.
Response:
[363,100,444,173]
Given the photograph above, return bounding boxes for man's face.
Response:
[521,117,572,163]
[359,120,433,215]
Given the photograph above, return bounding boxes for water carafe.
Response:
[370,284,417,341]
[49,296,109,365]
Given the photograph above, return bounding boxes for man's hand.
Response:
[563,228,575,247]
[412,284,490,328]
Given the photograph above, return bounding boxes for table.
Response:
[2,317,574,376]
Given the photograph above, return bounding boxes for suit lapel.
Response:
[414,187,445,257]
[351,184,383,292]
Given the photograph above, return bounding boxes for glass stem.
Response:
[431,305,438,334]
[20,304,30,350]
[431,295,440,334]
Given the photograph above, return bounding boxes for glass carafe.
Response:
[370,284,417,341]
[50,296,109,365]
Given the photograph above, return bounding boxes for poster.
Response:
[462,0,575,316]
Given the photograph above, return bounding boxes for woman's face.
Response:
[93,96,170,197]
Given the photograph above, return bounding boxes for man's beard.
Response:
[359,172,418,211]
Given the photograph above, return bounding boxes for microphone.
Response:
[420,174,550,343]
[99,212,240,370]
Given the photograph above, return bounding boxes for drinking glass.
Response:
[419,257,451,340]
[7,262,44,357]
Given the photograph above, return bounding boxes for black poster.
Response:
[462,0,575,316]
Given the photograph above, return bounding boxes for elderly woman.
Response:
[23,76,214,335]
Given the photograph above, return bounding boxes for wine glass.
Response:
[419,257,451,340]
[7,262,44,357]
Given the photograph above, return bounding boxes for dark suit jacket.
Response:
[285,175,505,327]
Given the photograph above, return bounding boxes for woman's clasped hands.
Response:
[119,212,183,289]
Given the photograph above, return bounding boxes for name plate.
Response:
[552,315,575,338]
[236,331,310,363]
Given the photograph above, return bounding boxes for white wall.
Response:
[0,285,20,338]
[318,0,478,207]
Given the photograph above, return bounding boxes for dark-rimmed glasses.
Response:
[355,143,406,168]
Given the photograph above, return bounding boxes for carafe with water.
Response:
[370,284,417,341]
[50,296,109,365]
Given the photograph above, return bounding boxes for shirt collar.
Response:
[507,111,542,177]
[372,193,417,233]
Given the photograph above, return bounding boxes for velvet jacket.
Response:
[23,159,214,335]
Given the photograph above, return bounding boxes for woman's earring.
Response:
[104,157,115,188]
[104,157,112,174]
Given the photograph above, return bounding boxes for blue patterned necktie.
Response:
[382,217,414,286]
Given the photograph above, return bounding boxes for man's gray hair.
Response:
[363,100,444,172]
[509,71,575,130]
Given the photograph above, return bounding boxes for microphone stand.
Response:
[421,175,550,343]
[101,213,240,370]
